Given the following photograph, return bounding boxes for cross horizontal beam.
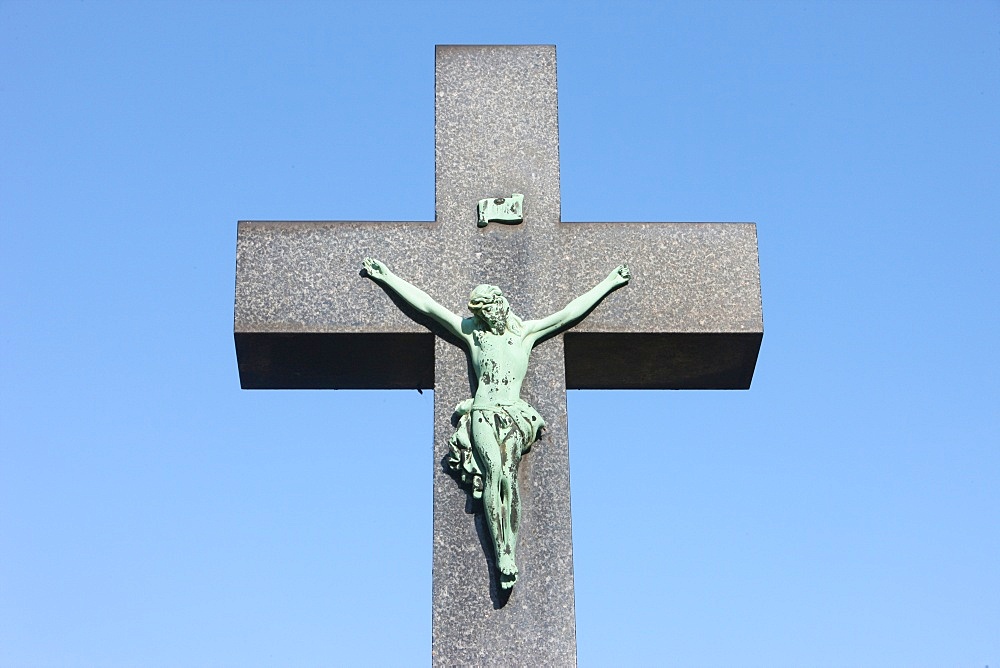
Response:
[235,220,762,389]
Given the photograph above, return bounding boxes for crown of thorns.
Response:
[467,285,505,312]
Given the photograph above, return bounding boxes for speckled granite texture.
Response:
[233,45,763,666]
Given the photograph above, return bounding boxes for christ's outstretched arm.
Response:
[362,258,466,341]
[523,264,631,345]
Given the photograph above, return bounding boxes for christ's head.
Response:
[468,284,512,335]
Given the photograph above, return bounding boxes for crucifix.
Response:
[234,45,762,666]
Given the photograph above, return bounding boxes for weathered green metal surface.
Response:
[362,257,630,589]
[477,193,524,227]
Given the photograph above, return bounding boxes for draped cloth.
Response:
[446,398,546,498]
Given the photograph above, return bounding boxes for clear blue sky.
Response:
[2,1,998,665]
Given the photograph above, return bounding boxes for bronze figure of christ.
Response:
[362,258,631,589]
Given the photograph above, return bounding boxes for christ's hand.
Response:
[362,257,389,281]
[609,263,631,287]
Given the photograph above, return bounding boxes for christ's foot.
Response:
[497,553,518,589]
[499,570,517,589]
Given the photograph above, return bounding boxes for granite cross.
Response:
[234,45,762,666]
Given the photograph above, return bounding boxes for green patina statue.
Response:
[362,258,631,589]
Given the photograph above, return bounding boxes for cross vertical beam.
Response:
[431,46,577,664]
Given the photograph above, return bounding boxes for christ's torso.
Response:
[469,327,530,407]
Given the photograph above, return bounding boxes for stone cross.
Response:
[234,45,762,666]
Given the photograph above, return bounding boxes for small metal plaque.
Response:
[477,193,524,227]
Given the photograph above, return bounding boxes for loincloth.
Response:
[446,398,546,499]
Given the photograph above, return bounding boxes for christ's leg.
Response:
[472,413,518,587]
[497,428,524,587]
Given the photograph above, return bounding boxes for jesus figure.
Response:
[362,258,631,589]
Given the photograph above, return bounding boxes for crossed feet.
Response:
[498,552,518,590]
